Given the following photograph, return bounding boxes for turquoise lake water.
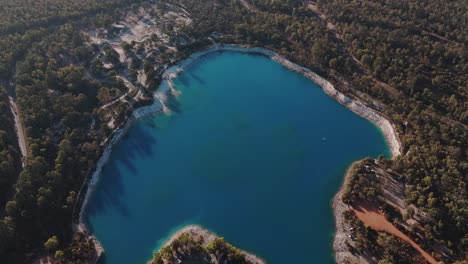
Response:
[84,51,390,264]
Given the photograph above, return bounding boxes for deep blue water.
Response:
[85,51,389,264]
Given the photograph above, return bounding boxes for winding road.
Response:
[238,0,258,12]
[8,97,27,160]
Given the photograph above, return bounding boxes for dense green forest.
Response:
[315,0,467,256]
[179,1,466,259]
[0,1,141,262]
[149,232,257,264]
[0,0,466,263]
[0,86,20,211]
[0,0,143,35]
[0,23,104,263]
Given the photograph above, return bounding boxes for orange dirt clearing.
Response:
[353,202,438,264]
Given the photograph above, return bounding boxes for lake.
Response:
[84,51,390,264]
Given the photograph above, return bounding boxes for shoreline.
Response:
[171,44,402,156]
[159,224,267,264]
[77,44,402,263]
[332,164,368,264]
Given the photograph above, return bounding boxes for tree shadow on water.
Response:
[189,72,206,85]
[177,74,192,87]
[84,164,131,223]
[85,121,158,222]
[165,92,182,114]
[116,123,158,174]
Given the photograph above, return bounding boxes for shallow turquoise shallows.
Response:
[85,51,390,264]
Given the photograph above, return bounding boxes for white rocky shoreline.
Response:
[77,44,402,263]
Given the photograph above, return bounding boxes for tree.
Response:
[54,250,65,261]
[44,236,59,251]
[5,201,18,217]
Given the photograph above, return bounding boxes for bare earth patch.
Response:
[353,202,438,264]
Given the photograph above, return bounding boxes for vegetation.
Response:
[0,0,143,35]
[342,159,380,203]
[343,210,426,264]
[0,0,465,262]
[149,233,211,264]
[0,2,141,263]
[1,23,107,262]
[148,232,256,264]
[0,86,20,208]
[314,0,467,258]
[179,0,466,260]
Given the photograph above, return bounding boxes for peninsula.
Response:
[148,225,265,264]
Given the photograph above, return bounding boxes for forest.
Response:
[149,233,255,264]
[0,1,140,262]
[0,0,466,263]
[0,86,20,212]
[0,0,143,35]
[179,1,466,259]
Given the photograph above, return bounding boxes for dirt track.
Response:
[239,0,258,12]
[354,202,438,264]
[8,96,27,164]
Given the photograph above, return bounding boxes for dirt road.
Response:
[8,96,27,165]
[354,202,438,264]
